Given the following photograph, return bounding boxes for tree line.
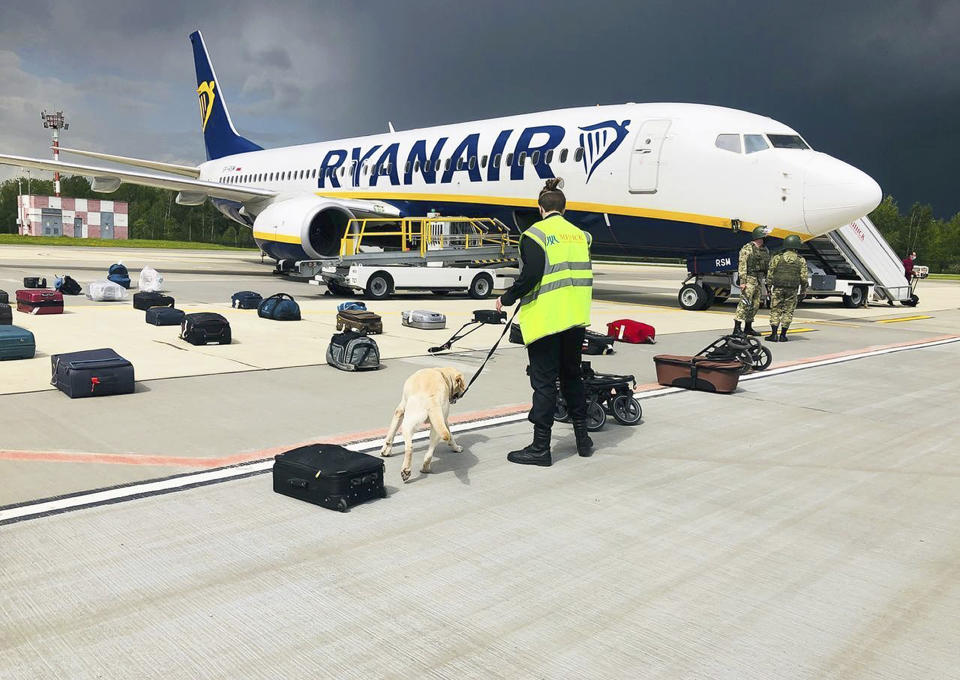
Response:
[0,176,957,271]
[0,175,256,247]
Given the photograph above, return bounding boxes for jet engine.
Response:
[252,195,400,258]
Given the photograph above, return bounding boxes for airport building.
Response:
[17,195,129,239]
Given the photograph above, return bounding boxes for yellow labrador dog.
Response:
[380,367,467,481]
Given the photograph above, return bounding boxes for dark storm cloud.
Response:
[0,0,956,214]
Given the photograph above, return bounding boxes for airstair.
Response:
[799,215,915,306]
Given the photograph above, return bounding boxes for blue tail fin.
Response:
[189,31,263,160]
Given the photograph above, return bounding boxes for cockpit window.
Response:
[767,134,810,150]
[744,134,769,154]
[715,134,741,153]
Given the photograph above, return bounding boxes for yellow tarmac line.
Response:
[876,315,933,324]
[785,327,816,334]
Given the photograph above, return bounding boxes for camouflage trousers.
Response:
[769,287,799,327]
[734,276,763,323]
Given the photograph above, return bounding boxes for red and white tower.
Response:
[41,110,69,198]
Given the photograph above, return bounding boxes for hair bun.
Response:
[541,177,564,195]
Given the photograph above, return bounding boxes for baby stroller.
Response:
[555,361,642,431]
[698,334,772,374]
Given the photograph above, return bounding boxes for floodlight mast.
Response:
[41,110,68,197]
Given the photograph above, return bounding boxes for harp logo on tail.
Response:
[197,81,217,132]
[578,119,630,183]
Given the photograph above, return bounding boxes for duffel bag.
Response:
[55,275,83,296]
[337,301,366,312]
[181,312,232,345]
[258,293,301,321]
[326,331,381,371]
[607,319,656,344]
[145,307,186,326]
[133,291,175,311]
[231,290,263,309]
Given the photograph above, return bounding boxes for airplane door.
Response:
[628,120,671,194]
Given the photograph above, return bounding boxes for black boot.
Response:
[572,419,594,457]
[744,321,761,337]
[508,425,552,466]
[766,325,779,342]
[733,320,744,336]
[780,326,789,342]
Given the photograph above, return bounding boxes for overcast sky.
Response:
[1,0,957,215]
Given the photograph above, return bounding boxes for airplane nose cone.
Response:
[803,154,882,235]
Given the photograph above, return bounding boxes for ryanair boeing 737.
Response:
[0,31,881,279]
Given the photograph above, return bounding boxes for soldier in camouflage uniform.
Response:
[733,226,771,336]
[766,235,808,342]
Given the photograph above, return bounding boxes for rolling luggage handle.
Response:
[428,309,508,354]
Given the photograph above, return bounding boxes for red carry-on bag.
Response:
[606,319,655,344]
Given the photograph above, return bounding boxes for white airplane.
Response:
[0,30,881,273]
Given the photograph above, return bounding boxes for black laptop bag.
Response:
[50,348,135,398]
[145,307,186,326]
[133,291,175,311]
[180,312,231,345]
[273,444,386,512]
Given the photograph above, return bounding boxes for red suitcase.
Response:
[607,319,655,344]
[16,289,64,315]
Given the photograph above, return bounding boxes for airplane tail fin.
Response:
[189,30,263,160]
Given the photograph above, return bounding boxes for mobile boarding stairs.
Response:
[291,216,519,300]
[678,215,918,310]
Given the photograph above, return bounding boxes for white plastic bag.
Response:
[87,279,128,301]
[138,267,164,292]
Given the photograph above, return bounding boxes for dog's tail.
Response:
[427,405,451,442]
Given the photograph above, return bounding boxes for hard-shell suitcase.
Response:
[0,289,8,304]
[50,348,135,398]
[133,291,175,311]
[402,309,446,330]
[0,303,11,326]
[145,307,186,326]
[653,355,741,393]
[16,289,64,315]
[273,443,386,512]
[0,325,35,360]
[336,309,383,334]
[181,312,231,345]
[231,291,263,309]
[23,276,47,288]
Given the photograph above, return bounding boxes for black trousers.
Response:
[526,326,587,429]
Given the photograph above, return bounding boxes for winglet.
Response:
[189,31,263,160]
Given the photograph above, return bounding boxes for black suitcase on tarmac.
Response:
[273,444,386,512]
[0,289,8,304]
[50,348,135,398]
[180,312,231,345]
[0,303,11,325]
[23,276,47,289]
[145,307,186,326]
[133,291,175,311]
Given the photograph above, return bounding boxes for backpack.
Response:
[55,275,82,296]
[606,319,656,344]
[337,301,367,312]
[231,291,263,309]
[258,293,301,321]
[107,263,131,289]
[326,331,381,371]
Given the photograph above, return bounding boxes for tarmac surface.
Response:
[1,244,959,679]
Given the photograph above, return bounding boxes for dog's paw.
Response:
[450,444,463,453]
[400,468,411,482]
[379,446,392,457]
[420,463,432,474]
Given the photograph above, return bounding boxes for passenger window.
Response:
[493,153,501,168]
[435,158,442,171]
[545,150,553,164]
[405,161,411,173]
[445,158,451,171]
[505,152,514,167]
[715,134,741,153]
[469,156,476,170]
[339,166,345,176]
[517,151,526,166]
[559,149,568,163]
[413,160,420,172]
[574,148,584,162]
[457,158,464,170]
[531,151,540,165]
[481,154,488,168]
[363,165,368,175]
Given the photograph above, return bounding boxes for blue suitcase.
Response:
[0,325,35,360]
[145,307,186,326]
[50,348,135,398]
[231,291,262,309]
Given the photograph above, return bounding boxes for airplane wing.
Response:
[57,147,201,178]
[0,153,274,203]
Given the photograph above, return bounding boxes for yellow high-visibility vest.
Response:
[516,214,593,345]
